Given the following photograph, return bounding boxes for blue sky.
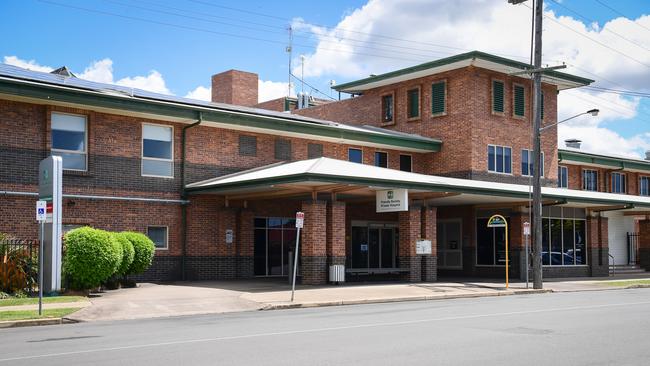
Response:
[1,0,649,157]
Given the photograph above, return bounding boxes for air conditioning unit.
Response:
[329,264,345,284]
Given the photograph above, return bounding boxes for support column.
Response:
[399,206,422,282]
[421,206,437,282]
[237,208,255,278]
[638,220,650,271]
[301,200,328,285]
[326,201,346,268]
[587,214,609,277]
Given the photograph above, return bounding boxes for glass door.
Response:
[349,223,398,270]
[437,220,463,269]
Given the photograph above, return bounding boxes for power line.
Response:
[594,0,650,34]
[289,73,336,101]
[585,86,650,98]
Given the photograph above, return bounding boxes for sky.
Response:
[1,0,649,158]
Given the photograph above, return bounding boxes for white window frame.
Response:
[51,112,88,172]
[147,225,169,250]
[141,123,174,178]
[487,144,512,175]
[640,176,650,196]
[521,149,544,177]
[558,165,568,188]
[611,172,626,194]
[582,169,598,191]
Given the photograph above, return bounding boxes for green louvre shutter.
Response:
[431,81,446,115]
[407,88,420,118]
[514,85,525,117]
[541,91,545,120]
[492,80,504,113]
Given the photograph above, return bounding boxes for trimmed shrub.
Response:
[122,232,155,275]
[64,227,121,290]
[114,233,135,277]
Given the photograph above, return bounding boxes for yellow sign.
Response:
[487,214,509,289]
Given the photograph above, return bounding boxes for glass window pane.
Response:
[542,218,550,265]
[348,149,362,163]
[52,130,86,151]
[522,150,529,176]
[504,148,511,174]
[254,229,267,275]
[399,155,412,172]
[143,124,172,141]
[488,146,495,172]
[476,218,494,265]
[574,220,587,265]
[496,146,504,173]
[268,218,283,229]
[563,220,575,265]
[53,151,86,170]
[142,159,172,177]
[254,218,267,228]
[375,152,387,168]
[407,89,419,118]
[495,226,507,265]
[147,227,167,249]
[550,219,562,265]
[143,139,172,159]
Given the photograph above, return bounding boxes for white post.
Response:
[291,228,301,302]
[38,222,44,316]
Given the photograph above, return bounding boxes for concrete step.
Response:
[609,265,646,275]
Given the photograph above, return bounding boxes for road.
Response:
[1,288,650,365]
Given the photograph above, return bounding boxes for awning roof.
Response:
[334,51,594,94]
[186,157,650,210]
[559,148,650,173]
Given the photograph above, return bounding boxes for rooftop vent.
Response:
[646,150,650,161]
[565,139,582,149]
[50,66,76,78]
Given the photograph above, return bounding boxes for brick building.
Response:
[2,51,650,284]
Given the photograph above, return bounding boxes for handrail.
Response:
[609,253,615,276]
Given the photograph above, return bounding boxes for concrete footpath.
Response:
[58,277,650,323]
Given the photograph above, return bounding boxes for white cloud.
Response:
[185,85,211,101]
[259,80,294,103]
[3,56,53,72]
[78,58,113,84]
[116,70,170,95]
[559,125,650,158]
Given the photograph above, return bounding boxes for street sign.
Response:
[36,200,46,222]
[487,214,510,289]
[416,239,432,255]
[523,221,531,236]
[295,211,304,228]
[225,229,233,244]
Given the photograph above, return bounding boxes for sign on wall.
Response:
[416,239,432,255]
[225,229,234,244]
[376,189,408,213]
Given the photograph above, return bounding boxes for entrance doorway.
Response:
[253,217,299,276]
[349,222,398,270]
[437,219,463,269]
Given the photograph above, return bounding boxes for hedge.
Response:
[121,232,155,275]
[64,227,122,289]
[112,232,134,277]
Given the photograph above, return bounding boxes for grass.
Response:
[0,296,86,307]
[599,279,650,287]
[0,308,80,322]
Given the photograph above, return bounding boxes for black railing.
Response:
[627,232,639,266]
[0,238,39,295]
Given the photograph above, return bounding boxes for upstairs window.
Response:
[274,138,291,160]
[513,84,525,117]
[407,88,420,119]
[374,152,388,168]
[381,94,394,123]
[51,112,87,171]
[488,145,512,174]
[492,80,505,113]
[308,143,323,159]
[558,166,568,188]
[348,148,362,164]
[521,149,544,177]
[142,124,173,177]
[582,169,598,191]
[400,154,412,172]
[431,81,446,115]
[611,172,626,194]
[238,135,257,156]
[640,176,650,196]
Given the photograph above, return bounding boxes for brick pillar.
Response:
[326,201,346,269]
[399,206,422,282]
[587,214,609,277]
[237,209,255,278]
[421,206,437,282]
[301,200,327,285]
[638,220,650,271]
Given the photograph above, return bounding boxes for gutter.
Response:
[0,191,188,204]
[180,112,203,281]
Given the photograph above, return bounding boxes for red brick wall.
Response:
[563,163,644,195]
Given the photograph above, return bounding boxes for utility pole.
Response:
[531,0,544,290]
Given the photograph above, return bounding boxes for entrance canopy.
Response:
[186,157,650,211]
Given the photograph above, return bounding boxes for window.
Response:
[513,84,525,117]
[399,154,412,172]
[274,138,291,160]
[477,217,510,266]
[381,94,394,123]
[407,88,420,119]
[51,112,87,171]
[374,152,387,168]
[431,81,446,115]
[238,135,257,156]
[147,226,168,250]
[611,172,626,194]
[521,149,544,177]
[492,80,505,113]
[558,166,568,188]
[541,207,587,266]
[142,124,173,177]
[348,148,362,164]
[641,176,650,196]
[307,143,323,159]
[582,169,598,191]
[488,145,511,174]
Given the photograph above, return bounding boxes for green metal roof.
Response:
[334,51,594,93]
[558,149,650,173]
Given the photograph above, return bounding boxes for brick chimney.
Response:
[211,70,258,106]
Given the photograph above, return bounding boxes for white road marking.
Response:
[2,299,650,362]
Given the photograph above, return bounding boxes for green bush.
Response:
[63,227,121,290]
[113,233,134,276]
[121,232,155,275]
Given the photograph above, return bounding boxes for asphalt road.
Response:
[2,289,650,366]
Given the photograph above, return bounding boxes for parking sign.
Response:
[36,200,46,222]
[295,212,304,228]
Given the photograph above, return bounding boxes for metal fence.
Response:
[627,232,639,266]
[0,238,39,295]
